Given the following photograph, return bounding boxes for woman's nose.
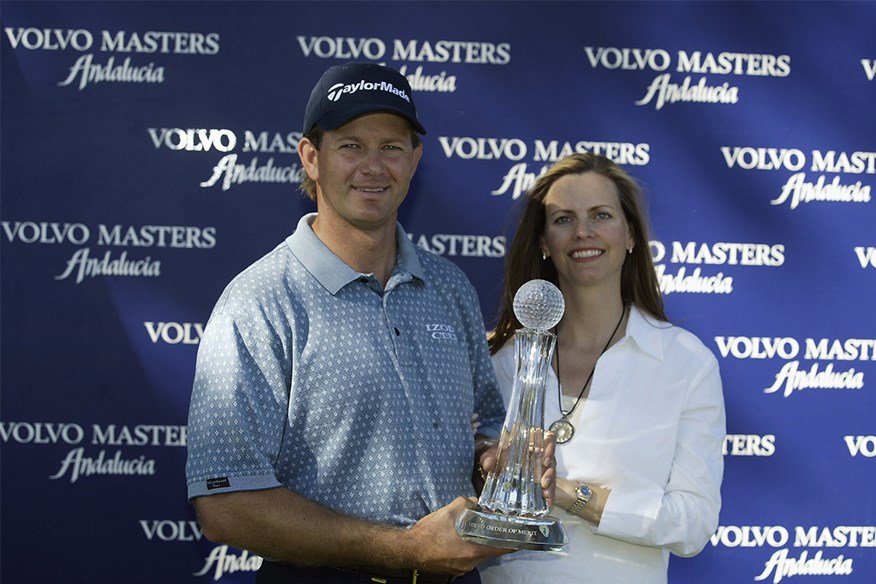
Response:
[575,219,594,238]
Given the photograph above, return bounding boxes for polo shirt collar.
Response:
[285,213,425,295]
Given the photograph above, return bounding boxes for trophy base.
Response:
[456,507,568,551]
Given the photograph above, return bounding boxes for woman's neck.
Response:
[556,285,626,351]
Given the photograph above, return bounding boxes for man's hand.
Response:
[405,497,513,576]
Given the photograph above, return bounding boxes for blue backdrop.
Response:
[2,1,874,582]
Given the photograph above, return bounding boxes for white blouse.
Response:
[479,305,726,584]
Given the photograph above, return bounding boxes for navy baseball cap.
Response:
[303,62,426,135]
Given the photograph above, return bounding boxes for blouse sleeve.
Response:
[595,350,726,557]
[490,341,517,406]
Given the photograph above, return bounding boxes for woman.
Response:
[479,153,726,584]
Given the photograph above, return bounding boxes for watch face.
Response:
[567,483,593,514]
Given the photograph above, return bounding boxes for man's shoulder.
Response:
[230,240,294,281]
[213,241,301,311]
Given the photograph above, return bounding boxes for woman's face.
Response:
[541,172,633,291]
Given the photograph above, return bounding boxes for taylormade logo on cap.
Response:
[326,79,412,103]
[303,62,425,134]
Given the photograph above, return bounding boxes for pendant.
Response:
[549,418,575,444]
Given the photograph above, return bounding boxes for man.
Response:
[186,62,555,584]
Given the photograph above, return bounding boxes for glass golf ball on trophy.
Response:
[456,279,568,551]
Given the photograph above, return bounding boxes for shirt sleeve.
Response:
[595,350,726,557]
[490,342,516,405]
[185,306,290,500]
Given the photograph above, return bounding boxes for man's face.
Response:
[299,113,422,234]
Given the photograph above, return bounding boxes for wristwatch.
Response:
[567,483,592,515]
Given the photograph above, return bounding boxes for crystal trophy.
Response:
[456,279,568,550]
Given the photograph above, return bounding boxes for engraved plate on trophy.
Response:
[456,279,568,551]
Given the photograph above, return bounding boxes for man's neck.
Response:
[312,215,398,287]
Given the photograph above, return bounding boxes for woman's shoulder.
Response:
[633,306,718,365]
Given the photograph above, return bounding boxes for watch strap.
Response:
[567,483,592,515]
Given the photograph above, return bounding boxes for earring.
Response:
[627,246,633,255]
[542,251,548,260]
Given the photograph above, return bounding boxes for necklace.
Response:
[549,306,625,444]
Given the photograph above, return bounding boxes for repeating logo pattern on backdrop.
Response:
[2,6,874,584]
[3,26,220,89]
[0,221,216,283]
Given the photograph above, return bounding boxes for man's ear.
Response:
[298,137,319,181]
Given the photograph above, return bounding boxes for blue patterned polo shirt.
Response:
[186,214,505,527]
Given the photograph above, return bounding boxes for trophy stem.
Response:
[479,329,554,516]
